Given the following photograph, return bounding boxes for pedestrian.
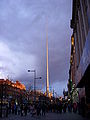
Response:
[68,101,72,112]
[59,102,63,113]
[37,102,41,116]
[12,104,14,114]
[14,104,17,115]
[31,104,36,117]
[18,105,21,115]
[6,105,8,117]
[9,102,11,114]
[20,104,23,116]
[42,102,46,116]
[24,104,27,116]
[73,102,77,113]
[63,103,67,113]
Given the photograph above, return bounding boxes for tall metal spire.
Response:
[46,18,49,97]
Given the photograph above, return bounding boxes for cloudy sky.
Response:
[0,0,72,96]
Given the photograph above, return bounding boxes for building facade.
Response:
[69,0,90,115]
[0,79,26,105]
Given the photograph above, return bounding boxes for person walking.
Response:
[42,102,46,116]
[24,104,27,116]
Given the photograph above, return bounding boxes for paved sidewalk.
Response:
[0,112,89,120]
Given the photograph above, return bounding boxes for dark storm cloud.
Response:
[0,0,72,95]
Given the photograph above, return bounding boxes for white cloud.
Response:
[0,41,37,80]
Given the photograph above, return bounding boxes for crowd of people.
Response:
[4,100,80,118]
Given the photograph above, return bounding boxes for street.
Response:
[0,0,90,120]
[0,112,89,120]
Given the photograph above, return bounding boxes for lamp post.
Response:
[28,70,36,92]
[28,70,36,101]
[35,77,42,101]
[35,77,42,90]
[28,70,42,101]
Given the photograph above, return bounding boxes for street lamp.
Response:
[28,70,36,92]
[28,70,42,101]
[35,77,42,91]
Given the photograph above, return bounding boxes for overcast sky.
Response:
[0,0,72,96]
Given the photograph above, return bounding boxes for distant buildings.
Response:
[0,79,26,104]
[0,79,49,105]
[68,0,90,115]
